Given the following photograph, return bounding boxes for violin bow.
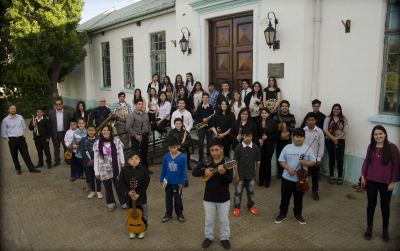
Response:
[295,135,318,171]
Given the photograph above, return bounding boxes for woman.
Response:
[256,108,279,187]
[73,101,90,121]
[152,92,171,139]
[229,108,258,150]
[148,88,158,122]
[190,82,207,114]
[244,82,262,122]
[161,76,171,92]
[263,76,281,119]
[323,104,348,185]
[185,72,195,94]
[166,83,176,115]
[93,124,125,212]
[361,125,399,242]
[174,74,184,103]
[178,87,192,112]
[230,90,246,120]
[133,89,146,111]
[210,100,236,157]
[147,73,161,94]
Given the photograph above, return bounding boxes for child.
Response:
[233,129,261,216]
[274,128,316,225]
[195,93,214,162]
[118,151,150,239]
[192,138,233,250]
[167,118,192,187]
[28,107,52,169]
[80,124,103,199]
[73,117,88,190]
[160,137,187,223]
[64,119,78,181]
[303,112,325,200]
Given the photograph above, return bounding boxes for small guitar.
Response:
[64,140,73,159]
[125,178,146,234]
[199,160,237,182]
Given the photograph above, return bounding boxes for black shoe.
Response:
[265,183,270,188]
[312,191,320,201]
[221,240,230,249]
[294,215,306,225]
[178,215,185,223]
[275,214,286,224]
[258,180,264,187]
[318,176,321,181]
[70,177,76,182]
[148,170,153,174]
[187,164,192,170]
[53,162,60,167]
[277,173,282,179]
[364,227,372,240]
[161,215,172,223]
[202,238,213,248]
[29,168,41,173]
[184,180,188,187]
[17,170,22,175]
[78,175,85,180]
[47,165,52,169]
[382,228,389,242]
[34,164,43,168]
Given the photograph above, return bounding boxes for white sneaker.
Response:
[138,231,146,239]
[129,232,135,239]
[97,192,103,199]
[88,192,96,199]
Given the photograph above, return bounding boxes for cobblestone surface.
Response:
[1,121,399,250]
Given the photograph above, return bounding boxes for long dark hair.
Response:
[166,83,174,93]
[190,81,204,97]
[328,103,345,127]
[232,90,243,108]
[175,74,184,92]
[148,87,157,100]
[158,91,167,106]
[134,89,142,102]
[236,108,255,131]
[185,72,194,87]
[251,82,262,99]
[100,124,114,138]
[368,125,392,165]
[179,86,189,98]
[267,76,277,89]
[218,100,231,115]
[74,101,86,118]
[162,76,171,89]
[259,107,276,135]
[152,73,160,84]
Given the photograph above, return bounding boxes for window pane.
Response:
[391,2,400,11]
[389,11,400,29]
[384,74,399,91]
[387,55,400,72]
[383,92,398,113]
[388,34,400,53]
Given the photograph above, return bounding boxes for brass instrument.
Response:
[256,103,264,112]
[32,115,40,136]
[116,106,129,120]
[196,110,215,130]
[215,127,221,139]
[265,99,279,113]
[95,106,116,136]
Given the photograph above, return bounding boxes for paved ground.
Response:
[1,121,399,251]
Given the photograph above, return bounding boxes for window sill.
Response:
[120,88,136,94]
[100,87,112,91]
[368,115,400,127]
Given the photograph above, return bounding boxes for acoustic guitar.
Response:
[64,140,73,159]
[125,178,146,234]
[199,160,237,182]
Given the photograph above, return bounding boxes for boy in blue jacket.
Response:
[160,137,187,223]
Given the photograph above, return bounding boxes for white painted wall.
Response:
[59,62,87,100]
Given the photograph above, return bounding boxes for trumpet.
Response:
[32,115,40,136]
[196,110,215,130]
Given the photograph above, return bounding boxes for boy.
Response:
[80,124,103,199]
[233,129,261,216]
[118,151,150,239]
[216,81,232,107]
[275,128,316,225]
[73,117,87,190]
[64,119,79,181]
[300,99,326,130]
[208,82,220,108]
[303,112,325,200]
[160,137,187,223]
[192,138,233,250]
[195,93,214,162]
[167,118,192,187]
[28,107,52,169]
[241,79,252,100]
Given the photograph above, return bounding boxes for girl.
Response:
[263,76,281,118]
[185,72,195,94]
[210,100,235,157]
[148,88,158,122]
[166,83,176,115]
[161,76,171,92]
[152,92,171,139]
[323,104,348,185]
[93,124,125,212]
[361,125,399,242]
[256,108,279,187]
[231,90,246,120]
[147,73,161,94]
[244,82,262,122]
[73,101,90,122]
[178,87,192,112]
[229,108,258,150]
[133,89,146,112]
[190,82,207,114]
[174,74,184,103]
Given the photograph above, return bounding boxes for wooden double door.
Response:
[210,15,253,92]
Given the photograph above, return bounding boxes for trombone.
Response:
[32,115,40,136]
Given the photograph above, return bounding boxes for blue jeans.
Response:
[234,178,255,209]
[203,200,230,241]
[70,153,83,178]
[165,184,183,216]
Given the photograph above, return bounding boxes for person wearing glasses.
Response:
[89,97,114,129]
[300,99,326,130]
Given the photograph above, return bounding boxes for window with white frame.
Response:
[380,1,400,114]
[102,42,111,87]
[150,32,166,78]
[122,38,134,89]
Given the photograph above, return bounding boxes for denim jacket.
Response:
[73,129,87,158]
[80,135,100,167]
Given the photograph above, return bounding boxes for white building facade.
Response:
[59,0,400,193]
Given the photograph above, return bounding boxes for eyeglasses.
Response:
[312,105,320,107]
[333,109,340,111]
[100,101,106,102]
[56,103,62,106]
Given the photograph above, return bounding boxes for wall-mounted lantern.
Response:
[179,27,191,55]
[264,12,280,51]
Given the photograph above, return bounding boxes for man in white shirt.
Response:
[241,79,252,101]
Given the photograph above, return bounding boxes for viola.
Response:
[295,136,317,192]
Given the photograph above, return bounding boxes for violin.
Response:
[328,116,345,135]
[295,136,317,192]
[278,114,288,140]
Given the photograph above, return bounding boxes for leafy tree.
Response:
[0,0,88,117]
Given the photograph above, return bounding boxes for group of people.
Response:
[1,74,399,248]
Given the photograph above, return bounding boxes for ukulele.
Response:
[125,178,146,234]
[199,160,237,182]
[64,140,73,159]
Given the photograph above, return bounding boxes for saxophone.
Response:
[196,110,215,130]
[95,106,116,136]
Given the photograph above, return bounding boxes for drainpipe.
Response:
[311,0,322,100]
[88,38,95,109]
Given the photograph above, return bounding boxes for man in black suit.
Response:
[49,99,71,166]
[89,97,113,127]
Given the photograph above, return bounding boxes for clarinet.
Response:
[138,121,143,148]
[238,118,242,143]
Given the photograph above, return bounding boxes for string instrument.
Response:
[125,178,146,233]
[295,136,317,192]
[64,140,73,159]
[328,117,343,135]
[199,160,237,182]
[278,114,287,132]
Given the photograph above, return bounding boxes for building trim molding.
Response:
[368,114,400,127]
[189,0,260,15]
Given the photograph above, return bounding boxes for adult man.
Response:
[195,93,214,162]
[1,104,41,174]
[49,99,72,166]
[208,82,220,108]
[89,97,113,128]
[126,98,153,173]
[241,79,252,101]
[113,92,132,150]
[300,99,326,129]
[216,81,232,107]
